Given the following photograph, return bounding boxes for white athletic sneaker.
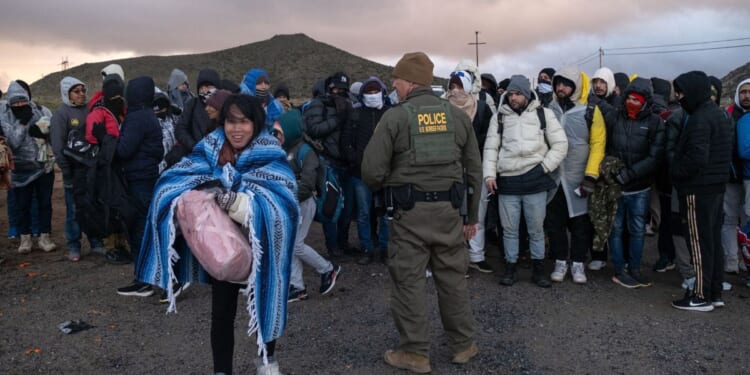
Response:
[588,260,606,271]
[550,260,568,282]
[571,262,587,284]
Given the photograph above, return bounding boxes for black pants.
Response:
[657,192,676,262]
[545,188,592,263]
[211,280,275,374]
[680,192,724,300]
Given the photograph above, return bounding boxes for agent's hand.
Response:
[464,224,478,241]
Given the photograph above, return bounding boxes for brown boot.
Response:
[384,350,431,373]
[452,342,479,364]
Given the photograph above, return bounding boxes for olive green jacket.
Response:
[362,86,482,224]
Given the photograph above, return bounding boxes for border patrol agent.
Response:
[362,52,482,373]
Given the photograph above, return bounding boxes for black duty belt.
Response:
[413,191,451,202]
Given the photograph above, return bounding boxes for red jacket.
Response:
[85,91,124,144]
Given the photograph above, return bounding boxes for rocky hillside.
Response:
[30,33,444,108]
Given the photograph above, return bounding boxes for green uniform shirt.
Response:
[362,86,482,224]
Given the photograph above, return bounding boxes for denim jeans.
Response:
[498,192,547,263]
[7,188,40,236]
[322,167,354,251]
[14,171,54,235]
[468,183,489,262]
[608,190,649,274]
[351,177,374,251]
[64,187,104,251]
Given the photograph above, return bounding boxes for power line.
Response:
[574,50,599,65]
[608,37,750,51]
[605,43,750,56]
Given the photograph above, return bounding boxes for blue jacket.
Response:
[240,68,284,127]
[117,76,163,182]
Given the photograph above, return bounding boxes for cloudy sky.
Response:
[1,0,748,92]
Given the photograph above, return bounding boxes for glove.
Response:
[215,190,238,211]
[28,124,47,139]
[614,168,634,186]
[578,176,597,198]
[91,122,107,143]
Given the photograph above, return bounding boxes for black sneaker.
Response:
[117,281,154,297]
[469,260,494,273]
[320,264,341,295]
[653,258,675,273]
[612,273,640,289]
[288,287,309,303]
[105,248,132,265]
[629,270,652,288]
[159,282,190,304]
[672,293,714,312]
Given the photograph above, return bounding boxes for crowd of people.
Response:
[0,53,748,374]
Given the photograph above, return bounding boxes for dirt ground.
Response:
[1,175,749,375]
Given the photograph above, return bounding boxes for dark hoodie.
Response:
[670,71,733,194]
[117,76,163,182]
[341,76,390,178]
[650,77,672,116]
[708,75,723,106]
[173,69,218,159]
[605,77,665,192]
[480,73,499,107]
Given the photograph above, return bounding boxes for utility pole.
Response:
[60,56,69,72]
[468,31,486,67]
[598,47,603,68]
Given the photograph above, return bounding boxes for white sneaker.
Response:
[588,260,606,271]
[550,260,568,282]
[38,233,57,252]
[18,234,32,253]
[723,281,732,291]
[571,262,587,284]
[256,358,282,375]
[681,277,696,290]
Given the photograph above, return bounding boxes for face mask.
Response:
[199,88,217,102]
[625,101,643,119]
[362,93,384,109]
[105,98,125,119]
[255,88,268,99]
[537,82,553,94]
[11,105,34,125]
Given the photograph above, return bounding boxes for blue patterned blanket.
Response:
[135,128,299,357]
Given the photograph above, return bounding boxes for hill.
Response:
[30,33,445,109]
[722,61,750,106]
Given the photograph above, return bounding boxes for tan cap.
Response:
[392,52,433,86]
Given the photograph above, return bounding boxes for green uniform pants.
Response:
[387,201,476,357]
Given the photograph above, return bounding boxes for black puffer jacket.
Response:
[116,76,163,182]
[605,77,665,192]
[670,71,734,195]
[342,104,388,178]
[170,69,220,164]
[472,99,492,155]
[302,94,351,166]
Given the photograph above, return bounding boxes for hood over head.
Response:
[101,64,124,82]
[614,72,630,94]
[651,77,672,101]
[167,68,189,91]
[277,108,303,149]
[621,77,654,110]
[359,76,387,96]
[591,67,615,97]
[125,76,155,110]
[554,66,588,104]
[673,70,712,114]
[6,80,29,105]
[734,78,750,109]
[311,79,326,98]
[453,59,482,95]
[60,76,86,106]
[240,68,270,96]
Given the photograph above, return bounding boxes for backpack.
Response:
[497,106,549,147]
[296,142,344,223]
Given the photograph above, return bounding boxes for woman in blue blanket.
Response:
[136,94,299,375]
